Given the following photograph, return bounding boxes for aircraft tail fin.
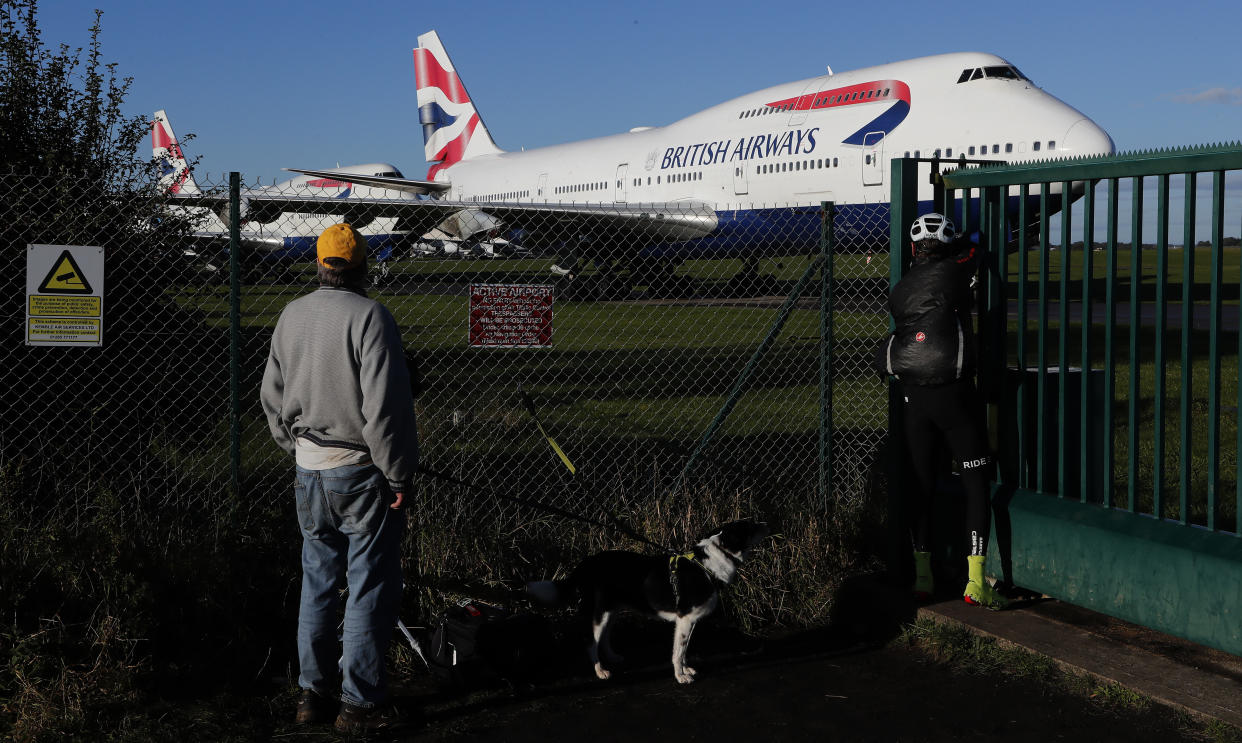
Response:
[414,30,503,179]
[151,110,200,195]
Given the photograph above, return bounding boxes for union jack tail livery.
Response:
[151,110,200,196]
[414,31,502,180]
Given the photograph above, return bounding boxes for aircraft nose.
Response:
[1061,118,1115,157]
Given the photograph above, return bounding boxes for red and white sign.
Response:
[468,283,553,348]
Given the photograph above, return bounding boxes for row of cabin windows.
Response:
[900,141,1056,159]
[542,153,860,195]
[812,88,891,108]
[739,104,792,118]
[736,87,892,119]
[756,157,839,175]
[471,190,529,202]
[628,172,703,187]
[555,181,606,195]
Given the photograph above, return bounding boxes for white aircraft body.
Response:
[279,31,1115,272]
[152,110,419,265]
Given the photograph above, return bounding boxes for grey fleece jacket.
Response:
[260,287,419,491]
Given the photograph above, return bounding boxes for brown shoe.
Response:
[294,688,336,724]
[334,700,407,733]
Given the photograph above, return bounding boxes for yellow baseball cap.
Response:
[316,223,366,268]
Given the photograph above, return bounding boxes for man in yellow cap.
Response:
[260,223,418,732]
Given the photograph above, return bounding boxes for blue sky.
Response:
[40,0,1242,186]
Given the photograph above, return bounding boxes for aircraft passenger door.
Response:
[537,173,548,200]
[733,163,749,195]
[615,164,628,203]
[862,131,884,187]
[789,76,827,126]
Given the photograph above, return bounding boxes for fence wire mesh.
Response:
[4,170,896,561]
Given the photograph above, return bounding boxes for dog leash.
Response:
[414,385,672,552]
[517,384,576,475]
[416,464,673,554]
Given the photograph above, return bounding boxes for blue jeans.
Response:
[293,463,405,707]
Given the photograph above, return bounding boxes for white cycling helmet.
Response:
[909,213,957,244]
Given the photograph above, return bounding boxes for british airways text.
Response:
[661,128,819,169]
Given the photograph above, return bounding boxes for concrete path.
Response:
[920,595,1242,728]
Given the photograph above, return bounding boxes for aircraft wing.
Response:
[168,166,719,244]
[232,193,720,244]
[281,168,719,242]
[284,167,451,196]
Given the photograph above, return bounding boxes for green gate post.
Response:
[1208,170,1226,530]
[229,172,242,497]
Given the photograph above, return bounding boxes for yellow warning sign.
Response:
[29,294,101,317]
[26,244,105,347]
[27,317,100,342]
[38,250,93,294]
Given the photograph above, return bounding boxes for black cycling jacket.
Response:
[880,242,982,386]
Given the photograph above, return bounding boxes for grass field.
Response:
[163,242,1242,586]
[169,245,1240,531]
[1006,245,1242,286]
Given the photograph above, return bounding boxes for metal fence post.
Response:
[677,255,825,491]
[229,172,242,497]
[819,201,835,510]
[886,157,919,582]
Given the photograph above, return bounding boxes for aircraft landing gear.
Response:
[630,257,683,298]
[724,256,762,297]
[372,259,395,287]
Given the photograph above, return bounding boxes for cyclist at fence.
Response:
[261,223,420,731]
[878,213,1008,610]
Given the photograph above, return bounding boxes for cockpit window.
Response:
[957,65,1027,84]
[984,65,1023,80]
[374,170,401,177]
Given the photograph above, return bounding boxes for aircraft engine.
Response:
[340,211,375,230]
[213,197,281,226]
[240,198,282,225]
[438,209,503,240]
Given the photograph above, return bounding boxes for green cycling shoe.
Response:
[962,555,1009,610]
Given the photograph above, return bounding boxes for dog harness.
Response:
[668,551,706,608]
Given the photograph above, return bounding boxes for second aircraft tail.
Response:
[414,30,503,180]
[151,110,200,196]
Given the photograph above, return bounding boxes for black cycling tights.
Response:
[901,378,993,557]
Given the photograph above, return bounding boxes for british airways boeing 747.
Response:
[195,31,1116,280]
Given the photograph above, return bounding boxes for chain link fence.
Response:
[4,170,895,585]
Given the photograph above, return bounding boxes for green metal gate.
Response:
[890,144,1242,656]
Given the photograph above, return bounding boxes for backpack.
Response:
[418,599,555,691]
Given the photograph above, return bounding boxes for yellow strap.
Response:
[534,420,576,475]
[669,551,696,567]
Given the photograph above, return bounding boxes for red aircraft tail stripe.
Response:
[413,48,469,105]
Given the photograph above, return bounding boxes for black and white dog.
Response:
[527,520,770,684]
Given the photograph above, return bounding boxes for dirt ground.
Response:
[275,602,1210,743]
[402,633,1200,742]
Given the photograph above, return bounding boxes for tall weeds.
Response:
[0,451,879,740]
